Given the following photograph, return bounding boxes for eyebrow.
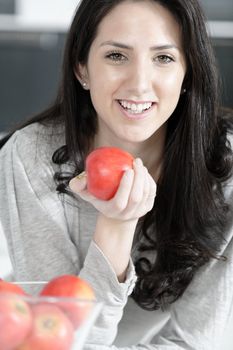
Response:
[100,41,179,51]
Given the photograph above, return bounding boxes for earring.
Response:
[82,82,88,89]
[182,88,187,94]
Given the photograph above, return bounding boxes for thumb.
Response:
[69,171,87,193]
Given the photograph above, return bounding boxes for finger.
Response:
[148,173,157,198]
[146,174,157,210]
[142,167,150,199]
[128,168,152,219]
[111,168,134,212]
[74,189,102,205]
[128,158,146,205]
[69,172,107,206]
[69,172,87,193]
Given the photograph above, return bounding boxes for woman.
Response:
[0,0,233,349]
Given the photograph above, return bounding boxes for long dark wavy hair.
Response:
[1,0,233,310]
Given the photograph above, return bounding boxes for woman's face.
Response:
[77,0,186,149]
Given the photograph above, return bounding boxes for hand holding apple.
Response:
[69,147,157,222]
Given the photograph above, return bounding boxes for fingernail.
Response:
[69,173,87,192]
[124,168,134,178]
[75,171,86,180]
[69,172,86,191]
[134,158,143,166]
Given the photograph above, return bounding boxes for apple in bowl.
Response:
[40,275,96,328]
[0,275,102,350]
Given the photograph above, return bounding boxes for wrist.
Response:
[93,214,138,282]
[96,213,138,233]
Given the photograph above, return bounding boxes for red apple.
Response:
[86,147,134,200]
[18,303,74,350]
[40,275,96,327]
[0,280,26,295]
[0,295,32,349]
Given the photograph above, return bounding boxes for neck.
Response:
[135,128,166,181]
[93,125,167,181]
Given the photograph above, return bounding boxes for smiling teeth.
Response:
[119,100,152,114]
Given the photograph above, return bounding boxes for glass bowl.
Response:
[0,281,102,350]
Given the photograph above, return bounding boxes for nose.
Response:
[125,57,153,97]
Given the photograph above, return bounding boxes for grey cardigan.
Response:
[0,122,233,350]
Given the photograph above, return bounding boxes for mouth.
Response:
[117,99,156,120]
[118,99,155,114]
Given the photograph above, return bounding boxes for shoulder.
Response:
[1,121,65,166]
[16,121,64,158]
[0,122,66,191]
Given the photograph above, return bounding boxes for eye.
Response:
[155,55,174,64]
[105,51,127,63]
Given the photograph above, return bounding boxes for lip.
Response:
[116,100,156,121]
[119,99,155,104]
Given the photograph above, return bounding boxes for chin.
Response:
[120,134,152,144]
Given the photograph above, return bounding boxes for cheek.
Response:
[89,72,124,112]
[157,70,185,117]
[161,70,184,95]
[89,64,124,90]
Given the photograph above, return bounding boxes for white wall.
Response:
[221,313,233,350]
[0,222,12,278]
[15,0,80,26]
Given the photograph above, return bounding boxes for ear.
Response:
[74,63,89,90]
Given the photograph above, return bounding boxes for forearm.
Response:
[93,214,138,282]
